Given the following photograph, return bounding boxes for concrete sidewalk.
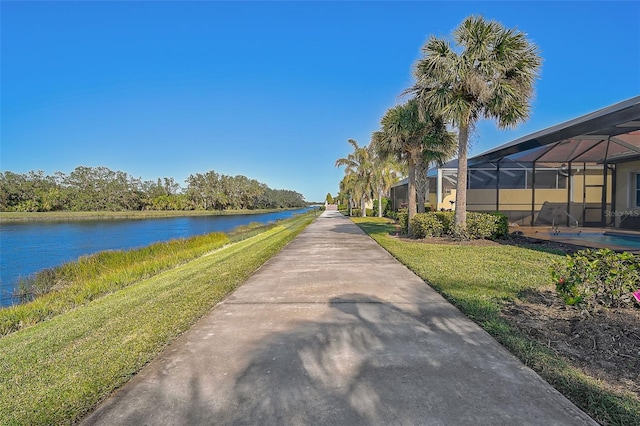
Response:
[82,210,596,425]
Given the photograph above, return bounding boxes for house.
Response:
[390,96,640,229]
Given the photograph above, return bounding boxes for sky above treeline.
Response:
[2,1,639,202]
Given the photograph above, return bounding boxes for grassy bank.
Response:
[0,212,315,425]
[0,208,301,223]
[352,217,639,425]
[1,232,231,336]
[2,221,290,336]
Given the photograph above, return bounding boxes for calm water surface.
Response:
[0,209,311,307]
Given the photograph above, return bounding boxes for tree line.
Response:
[0,166,306,212]
[335,15,541,233]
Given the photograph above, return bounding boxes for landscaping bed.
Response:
[503,288,640,398]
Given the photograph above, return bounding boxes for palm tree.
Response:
[407,15,541,228]
[373,98,454,223]
[416,128,456,212]
[371,149,405,218]
[335,139,375,217]
[338,174,358,216]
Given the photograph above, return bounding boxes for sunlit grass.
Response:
[0,212,314,425]
[1,232,230,335]
[1,218,303,336]
[353,216,640,425]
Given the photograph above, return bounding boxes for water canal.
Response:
[0,208,312,307]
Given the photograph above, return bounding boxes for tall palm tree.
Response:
[407,15,541,228]
[373,98,454,223]
[335,139,375,217]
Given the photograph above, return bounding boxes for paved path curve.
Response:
[82,211,596,425]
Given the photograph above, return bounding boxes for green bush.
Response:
[434,211,455,234]
[489,212,509,239]
[448,211,508,240]
[373,197,391,217]
[466,212,498,239]
[397,208,409,234]
[551,249,640,310]
[449,223,471,240]
[349,208,373,217]
[405,211,506,240]
[409,213,444,238]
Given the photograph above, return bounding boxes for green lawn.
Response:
[353,216,640,426]
[0,213,314,425]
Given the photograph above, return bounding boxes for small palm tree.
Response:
[407,15,541,228]
[335,139,375,217]
[371,149,404,218]
[373,99,454,224]
[338,175,357,215]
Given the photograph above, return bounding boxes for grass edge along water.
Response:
[0,215,309,336]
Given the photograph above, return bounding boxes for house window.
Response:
[527,170,567,189]
[469,170,496,189]
[498,170,527,189]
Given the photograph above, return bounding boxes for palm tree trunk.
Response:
[455,123,469,227]
[416,159,427,213]
[408,157,417,224]
[361,197,366,217]
[378,190,383,217]
[425,172,430,211]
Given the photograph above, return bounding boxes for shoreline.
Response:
[0,208,306,223]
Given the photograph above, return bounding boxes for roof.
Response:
[470,96,640,165]
[391,177,408,188]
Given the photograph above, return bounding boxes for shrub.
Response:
[551,249,640,310]
[449,211,509,240]
[489,212,509,239]
[434,211,455,234]
[466,212,496,239]
[397,208,409,234]
[449,223,471,240]
[349,208,374,217]
[409,213,444,238]
[373,198,391,217]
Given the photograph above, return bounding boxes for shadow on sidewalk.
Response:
[139,292,515,425]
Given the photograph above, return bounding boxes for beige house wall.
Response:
[424,163,634,227]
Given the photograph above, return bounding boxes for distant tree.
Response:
[335,139,375,217]
[186,171,223,210]
[338,174,358,215]
[407,15,541,229]
[0,166,302,212]
[325,193,334,204]
[369,144,404,218]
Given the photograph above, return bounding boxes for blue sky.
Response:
[2,1,639,202]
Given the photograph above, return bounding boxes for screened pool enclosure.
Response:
[391,96,640,230]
